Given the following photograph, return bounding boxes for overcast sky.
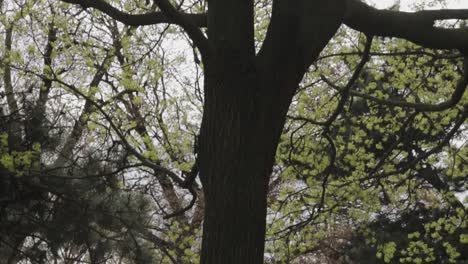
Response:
[371,0,468,10]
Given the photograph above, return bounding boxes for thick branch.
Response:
[344,0,468,51]
[60,0,211,60]
[52,55,112,169]
[256,0,345,116]
[258,0,345,84]
[111,27,188,217]
[28,23,57,144]
[2,26,22,150]
[3,27,18,117]
[153,0,212,59]
[60,0,207,27]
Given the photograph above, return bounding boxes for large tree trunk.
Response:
[197,1,344,263]
[199,67,286,263]
[198,0,277,262]
[198,1,344,263]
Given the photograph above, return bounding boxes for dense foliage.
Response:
[0,0,466,263]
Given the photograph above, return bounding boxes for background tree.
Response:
[0,0,467,263]
[1,1,202,262]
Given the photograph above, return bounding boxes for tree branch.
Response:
[52,55,113,169]
[350,57,467,112]
[375,105,467,180]
[289,36,373,128]
[258,0,345,84]
[60,0,207,27]
[323,35,373,129]
[153,0,212,59]
[45,74,186,186]
[344,0,468,52]
[2,25,22,150]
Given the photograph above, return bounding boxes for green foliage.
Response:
[348,206,467,264]
[266,4,467,261]
[0,0,466,263]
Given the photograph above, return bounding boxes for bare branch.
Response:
[289,36,373,128]
[2,26,22,150]
[52,55,113,169]
[59,0,207,27]
[323,35,373,129]
[153,0,213,59]
[44,73,186,186]
[2,26,18,118]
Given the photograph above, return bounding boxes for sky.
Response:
[372,0,468,10]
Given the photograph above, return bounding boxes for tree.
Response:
[1,0,467,263]
[0,2,186,262]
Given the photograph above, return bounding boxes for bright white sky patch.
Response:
[370,0,468,10]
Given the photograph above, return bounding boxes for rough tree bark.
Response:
[198,1,343,263]
[57,0,468,263]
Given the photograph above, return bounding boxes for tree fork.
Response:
[197,1,344,263]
